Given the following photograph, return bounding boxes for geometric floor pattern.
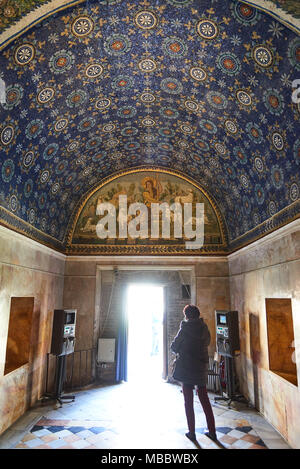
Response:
[15,418,268,450]
[0,381,290,450]
[196,424,268,449]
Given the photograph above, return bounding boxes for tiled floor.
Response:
[0,381,291,450]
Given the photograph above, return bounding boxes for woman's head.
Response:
[183,304,200,320]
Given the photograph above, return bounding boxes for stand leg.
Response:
[42,354,76,407]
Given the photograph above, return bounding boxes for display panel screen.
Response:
[219,315,227,325]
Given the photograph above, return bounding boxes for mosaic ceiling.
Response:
[0,0,299,253]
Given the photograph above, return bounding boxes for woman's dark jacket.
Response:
[170,318,211,384]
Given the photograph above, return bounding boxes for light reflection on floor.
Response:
[0,380,291,449]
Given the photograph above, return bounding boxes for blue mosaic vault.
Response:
[0,0,299,253]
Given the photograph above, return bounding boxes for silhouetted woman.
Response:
[171,304,216,442]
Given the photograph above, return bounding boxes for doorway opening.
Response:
[127,284,164,382]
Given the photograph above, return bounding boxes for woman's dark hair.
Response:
[183,304,200,319]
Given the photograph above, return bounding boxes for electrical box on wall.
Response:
[98,338,115,363]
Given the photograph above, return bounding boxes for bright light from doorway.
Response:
[127,284,164,382]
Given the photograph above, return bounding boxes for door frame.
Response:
[94,265,196,381]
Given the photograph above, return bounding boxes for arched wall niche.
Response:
[66,167,229,256]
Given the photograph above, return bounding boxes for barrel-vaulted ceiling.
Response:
[0,0,299,253]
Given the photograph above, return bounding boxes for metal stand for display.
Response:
[214,356,248,408]
[42,355,75,407]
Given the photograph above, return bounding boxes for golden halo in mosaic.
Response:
[140,92,156,104]
[185,99,199,112]
[14,43,35,66]
[135,10,158,30]
[54,118,69,132]
[142,117,156,126]
[37,87,55,104]
[85,63,104,78]
[224,119,238,134]
[196,19,219,40]
[236,89,252,107]
[95,97,111,110]
[189,66,207,82]
[71,16,94,38]
[252,45,274,68]
[138,58,157,73]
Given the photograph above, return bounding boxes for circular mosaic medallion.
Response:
[215,143,227,155]
[66,89,88,108]
[43,143,59,160]
[85,63,104,78]
[159,127,175,138]
[67,141,79,152]
[23,150,35,169]
[224,120,238,134]
[28,208,36,225]
[290,182,299,202]
[240,174,249,189]
[196,19,219,40]
[14,43,35,66]
[112,75,133,91]
[2,159,14,182]
[24,179,33,198]
[234,146,248,164]
[253,45,274,68]
[51,183,60,195]
[272,132,284,151]
[140,92,156,104]
[189,67,207,82]
[121,127,138,137]
[104,34,132,56]
[125,141,140,151]
[217,52,241,75]
[138,58,157,73]
[135,10,158,30]
[195,139,209,152]
[96,97,111,110]
[185,100,199,112]
[160,77,183,94]
[293,138,300,165]
[9,195,18,212]
[232,3,260,26]
[288,37,300,71]
[103,123,115,133]
[78,117,96,132]
[40,170,50,184]
[1,124,14,145]
[54,118,68,132]
[180,124,193,134]
[199,119,217,134]
[255,184,265,205]
[268,200,277,216]
[159,107,179,120]
[38,193,47,210]
[246,122,263,144]
[117,106,136,119]
[254,156,264,173]
[86,136,102,150]
[49,50,75,74]
[26,119,44,140]
[162,37,187,58]
[271,165,284,189]
[142,117,155,126]
[37,87,55,104]
[4,84,23,109]
[55,160,68,175]
[236,89,252,107]
[263,89,284,116]
[207,90,228,109]
[71,16,94,37]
